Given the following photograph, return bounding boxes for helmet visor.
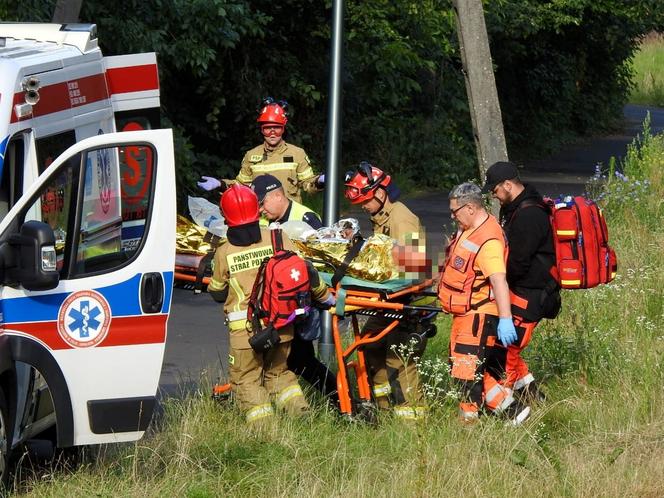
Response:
[345,186,362,201]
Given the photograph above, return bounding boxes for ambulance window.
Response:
[35,131,76,175]
[0,135,25,219]
[17,154,79,272]
[70,142,156,276]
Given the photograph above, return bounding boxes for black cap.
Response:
[481,161,519,193]
[251,174,282,203]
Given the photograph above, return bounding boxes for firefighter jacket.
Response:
[370,200,425,247]
[499,184,559,321]
[438,214,507,316]
[236,141,320,203]
[209,228,330,350]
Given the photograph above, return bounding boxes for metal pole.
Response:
[319,0,345,363]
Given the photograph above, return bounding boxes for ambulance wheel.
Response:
[0,387,10,487]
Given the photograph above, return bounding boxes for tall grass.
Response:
[630,32,664,106]
[16,122,664,497]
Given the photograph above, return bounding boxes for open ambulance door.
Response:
[0,129,175,448]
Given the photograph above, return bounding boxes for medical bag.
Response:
[544,196,617,289]
[247,229,311,350]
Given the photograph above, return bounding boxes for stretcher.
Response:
[322,273,442,417]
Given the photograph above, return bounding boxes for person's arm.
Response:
[302,211,323,229]
[478,238,517,346]
[295,150,322,193]
[207,248,229,303]
[488,272,512,319]
[235,151,254,185]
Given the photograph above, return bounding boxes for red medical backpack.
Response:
[247,229,311,331]
[544,196,618,289]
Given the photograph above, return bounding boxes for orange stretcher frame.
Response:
[329,278,439,415]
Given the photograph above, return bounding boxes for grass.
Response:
[13,122,664,497]
[629,32,664,107]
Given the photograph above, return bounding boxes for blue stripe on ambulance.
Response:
[1,272,174,324]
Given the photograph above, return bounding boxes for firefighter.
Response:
[482,161,560,401]
[198,98,323,203]
[439,182,530,424]
[344,162,428,420]
[251,174,323,229]
[207,184,333,422]
[250,173,339,408]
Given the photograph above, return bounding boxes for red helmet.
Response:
[220,184,260,227]
[344,162,391,204]
[257,98,288,126]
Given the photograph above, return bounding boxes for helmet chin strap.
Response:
[373,187,388,213]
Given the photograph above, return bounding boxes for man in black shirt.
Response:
[482,161,561,401]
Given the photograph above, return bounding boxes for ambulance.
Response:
[0,23,174,479]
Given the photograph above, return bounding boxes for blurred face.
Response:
[260,189,287,221]
[449,198,473,230]
[261,124,284,147]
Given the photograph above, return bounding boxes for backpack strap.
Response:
[270,228,284,252]
[331,234,365,287]
[508,198,548,224]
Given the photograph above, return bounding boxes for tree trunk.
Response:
[452,0,509,185]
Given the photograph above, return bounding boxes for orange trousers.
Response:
[450,313,514,419]
[496,317,538,390]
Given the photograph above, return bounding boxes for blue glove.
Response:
[316,174,325,188]
[197,176,221,191]
[321,292,336,308]
[497,317,517,347]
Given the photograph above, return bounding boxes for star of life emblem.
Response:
[290,268,301,281]
[453,256,465,270]
[57,290,111,348]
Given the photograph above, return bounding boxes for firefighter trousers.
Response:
[449,313,514,420]
[363,317,425,416]
[229,341,309,422]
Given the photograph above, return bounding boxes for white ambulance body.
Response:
[0,23,174,478]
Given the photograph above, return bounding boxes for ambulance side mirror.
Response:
[0,221,60,291]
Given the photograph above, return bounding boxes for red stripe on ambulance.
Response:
[3,314,167,350]
[11,73,110,123]
[105,64,159,95]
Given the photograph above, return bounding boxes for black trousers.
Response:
[287,335,339,408]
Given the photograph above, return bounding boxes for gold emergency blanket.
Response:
[294,234,398,282]
[176,215,217,255]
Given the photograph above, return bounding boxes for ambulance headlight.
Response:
[41,246,57,272]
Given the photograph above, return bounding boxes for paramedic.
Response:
[198,98,323,203]
[343,162,428,419]
[439,182,530,424]
[207,184,334,422]
[482,161,560,401]
[250,174,339,408]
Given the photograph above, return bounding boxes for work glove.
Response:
[197,176,222,191]
[316,174,325,188]
[497,317,518,347]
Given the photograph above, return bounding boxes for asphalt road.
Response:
[158,104,664,396]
